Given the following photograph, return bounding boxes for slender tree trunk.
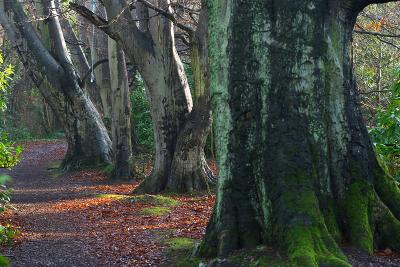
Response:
[198,0,400,266]
[0,0,112,169]
[94,31,112,125]
[108,38,132,179]
[82,2,112,123]
[60,15,103,112]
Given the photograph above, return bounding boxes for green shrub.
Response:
[131,74,154,151]
[0,52,18,266]
[2,127,33,141]
[370,68,400,180]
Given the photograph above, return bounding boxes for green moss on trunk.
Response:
[343,180,374,254]
[374,171,400,220]
[280,190,349,266]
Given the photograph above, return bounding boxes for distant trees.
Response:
[0,0,215,187]
[354,2,400,125]
[354,3,400,185]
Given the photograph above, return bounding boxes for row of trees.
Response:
[0,0,213,193]
[1,0,400,266]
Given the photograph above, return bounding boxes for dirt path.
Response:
[0,141,107,266]
[0,140,213,267]
[0,142,118,266]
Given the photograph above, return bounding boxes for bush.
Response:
[131,74,154,151]
[0,54,17,266]
[1,126,33,141]
[370,68,400,180]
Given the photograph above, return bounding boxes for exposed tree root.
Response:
[133,158,215,194]
[198,176,400,267]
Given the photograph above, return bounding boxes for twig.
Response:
[135,0,194,35]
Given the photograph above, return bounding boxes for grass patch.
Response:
[129,194,180,207]
[94,194,180,208]
[95,194,131,200]
[140,206,171,216]
[166,237,195,251]
[165,237,202,267]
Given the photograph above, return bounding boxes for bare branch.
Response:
[354,29,400,38]
[135,0,194,35]
[80,58,109,86]
[69,2,121,41]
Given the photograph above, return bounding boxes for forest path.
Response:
[0,140,213,267]
[0,140,102,266]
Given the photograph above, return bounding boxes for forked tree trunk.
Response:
[108,38,132,179]
[166,6,214,192]
[198,0,400,266]
[87,0,213,193]
[131,39,194,192]
[0,0,112,169]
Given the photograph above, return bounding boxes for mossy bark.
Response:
[199,0,400,266]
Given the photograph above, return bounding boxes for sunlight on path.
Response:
[0,141,213,267]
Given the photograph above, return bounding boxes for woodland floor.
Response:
[0,140,213,267]
[0,140,400,266]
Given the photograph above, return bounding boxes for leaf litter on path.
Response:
[0,140,214,267]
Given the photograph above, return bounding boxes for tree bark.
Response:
[166,6,214,192]
[72,0,212,192]
[198,0,400,266]
[81,2,112,124]
[108,37,133,180]
[59,14,103,112]
[0,0,112,169]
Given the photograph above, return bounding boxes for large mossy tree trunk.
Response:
[0,0,112,169]
[199,0,400,266]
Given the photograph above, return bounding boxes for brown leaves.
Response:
[11,169,215,266]
[3,140,216,266]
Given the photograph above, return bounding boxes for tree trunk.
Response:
[108,38,132,179]
[94,31,112,126]
[82,1,209,193]
[82,2,112,124]
[59,14,103,112]
[198,0,400,266]
[0,0,112,169]
[129,35,193,192]
[166,6,214,192]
